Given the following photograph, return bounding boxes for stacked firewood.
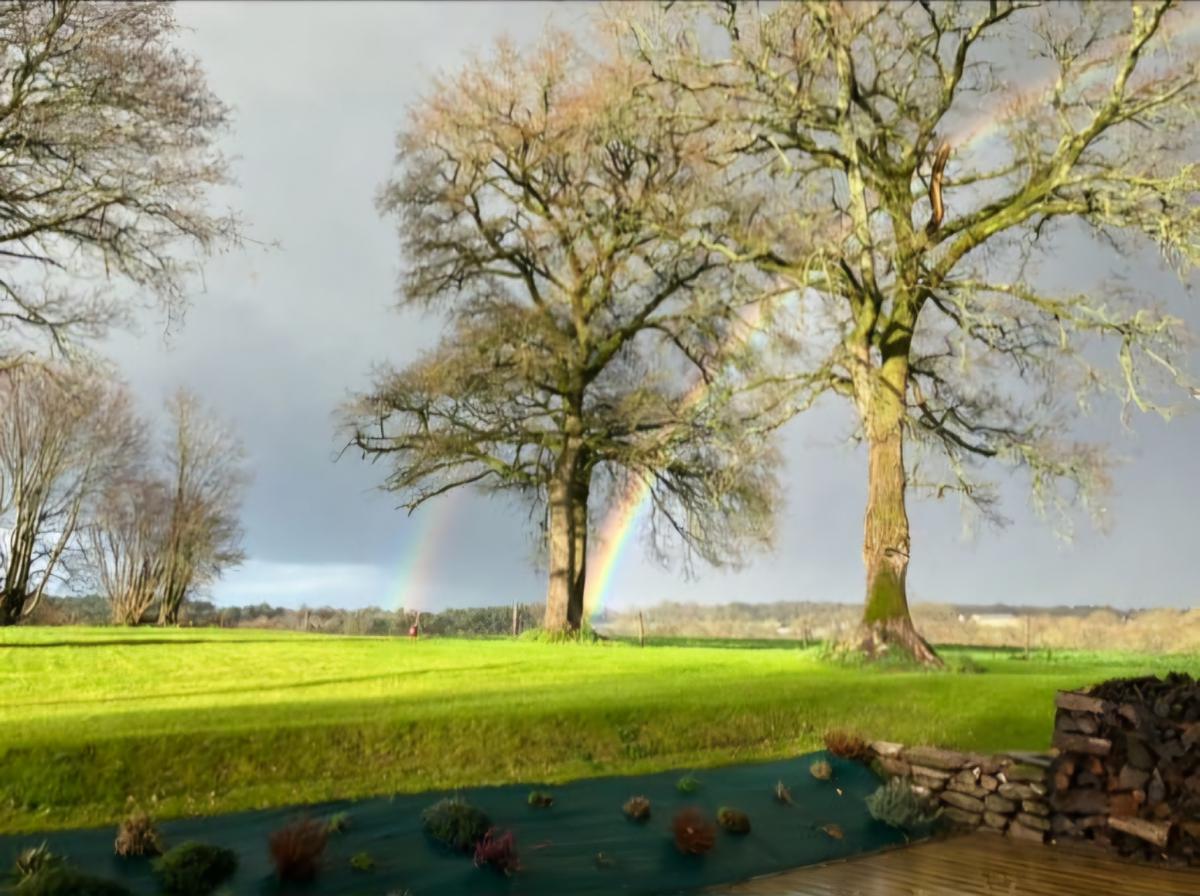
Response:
[1050,673,1200,865]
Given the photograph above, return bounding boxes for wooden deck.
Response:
[713,832,1200,895]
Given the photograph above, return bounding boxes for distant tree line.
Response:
[26,595,543,639]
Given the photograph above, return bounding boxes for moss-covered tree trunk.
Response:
[851,356,941,665]
[543,427,590,633]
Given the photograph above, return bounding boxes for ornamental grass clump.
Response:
[153,842,237,896]
[866,778,942,830]
[421,797,490,852]
[622,795,651,821]
[823,729,872,763]
[716,807,751,834]
[809,759,833,781]
[114,809,163,857]
[672,807,716,856]
[11,843,62,881]
[473,828,520,876]
[268,817,328,883]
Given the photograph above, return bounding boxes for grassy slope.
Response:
[1,626,1196,834]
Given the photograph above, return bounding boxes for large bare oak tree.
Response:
[344,34,787,632]
[628,1,1199,662]
[0,1,238,359]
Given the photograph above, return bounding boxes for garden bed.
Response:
[0,752,905,895]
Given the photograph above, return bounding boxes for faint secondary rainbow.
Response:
[584,5,1200,621]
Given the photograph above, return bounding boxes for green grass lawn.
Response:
[1,626,1197,835]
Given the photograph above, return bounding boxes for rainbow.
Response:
[390,492,459,613]
[584,4,1200,621]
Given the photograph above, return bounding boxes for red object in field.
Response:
[408,624,419,638]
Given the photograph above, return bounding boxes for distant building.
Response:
[969,613,1021,628]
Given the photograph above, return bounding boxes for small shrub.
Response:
[671,807,716,856]
[809,759,833,781]
[114,809,163,857]
[268,817,328,883]
[15,867,132,896]
[622,795,651,821]
[421,797,490,852]
[866,778,942,830]
[349,851,375,872]
[11,843,62,881]
[716,807,751,834]
[675,773,700,794]
[526,790,554,808]
[823,729,872,762]
[473,828,520,876]
[773,780,793,805]
[153,842,238,896]
[325,811,351,834]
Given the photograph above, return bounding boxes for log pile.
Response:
[868,742,1052,842]
[1050,673,1200,865]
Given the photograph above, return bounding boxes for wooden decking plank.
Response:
[713,832,1200,895]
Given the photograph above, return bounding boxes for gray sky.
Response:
[101,2,1200,614]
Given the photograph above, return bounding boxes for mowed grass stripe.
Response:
[0,627,1196,834]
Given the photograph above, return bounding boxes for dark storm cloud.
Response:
[100,2,1199,613]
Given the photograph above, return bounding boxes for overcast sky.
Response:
[100,2,1200,614]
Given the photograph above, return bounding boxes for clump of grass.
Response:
[153,842,237,896]
[421,797,490,852]
[11,843,62,881]
[823,729,872,762]
[15,867,132,896]
[325,811,351,834]
[866,778,941,830]
[268,817,328,883]
[114,808,163,857]
[622,795,651,821]
[473,828,520,876]
[676,773,701,794]
[809,759,833,781]
[773,780,793,805]
[349,851,374,872]
[526,790,554,808]
[716,807,751,834]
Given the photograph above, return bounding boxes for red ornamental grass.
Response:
[473,827,520,876]
[268,817,328,882]
[672,807,716,856]
[823,729,872,762]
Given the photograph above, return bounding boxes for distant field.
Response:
[1,627,1197,834]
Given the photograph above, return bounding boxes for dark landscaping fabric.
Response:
[0,752,907,895]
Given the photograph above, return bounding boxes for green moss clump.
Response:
[349,851,375,872]
[421,797,490,852]
[866,778,941,830]
[153,842,238,896]
[15,867,133,896]
[326,811,351,834]
[675,774,701,794]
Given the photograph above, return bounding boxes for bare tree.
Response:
[0,362,140,624]
[627,1,1200,662]
[344,33,788,632]
[89,472,171,626]
[156,390,247,626]
[0,1,240,360]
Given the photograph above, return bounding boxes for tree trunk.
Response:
[851,361,941,665]
[0,591,23,626]
[543,433,590,633]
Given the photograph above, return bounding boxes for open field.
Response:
[1,627,1198,835]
